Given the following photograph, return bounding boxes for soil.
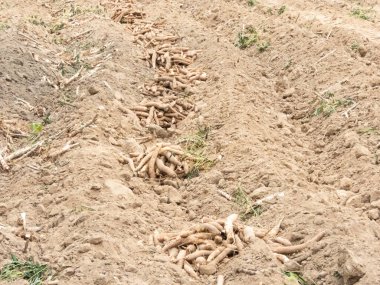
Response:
[1,0,380,284]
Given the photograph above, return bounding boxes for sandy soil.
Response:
[1,0,380,284]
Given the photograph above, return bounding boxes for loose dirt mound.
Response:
[1,0,380,285]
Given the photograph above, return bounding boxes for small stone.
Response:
[37,204,47,215]
[218,178,227,188]
[204,170,223,184]
[358,47,367,57]
[114,91,125,101]
[91,184,102,191]
[87,236,103,245]
[367,209,379,220]
[343,131,359,148]
[317,271,328,279]
[290,233,304,242]
[284,260,301,271]
[104,179,134,197]
[64,267,76,276]
[336,190,353,202]
[88,86,99,95]
[168,187,182,204]
[78,243,91,253]
[199,263,217,275]
[345,195,364,208]
[249,186,270,199]
[337,249,365,285]
[188,210,196,221]
[314,217,324,225]
[99,161,113,169]
[353,144,371,158]
[94,276,107,285]
[124,138,144,154]
[0,203,7,215]
[371,200,380,209]
[125,265,138,273]
[153,185,166,195]
[370,190,380,202]
[340,177,353,190]
[283,87,295,99]
[108,136,120,146]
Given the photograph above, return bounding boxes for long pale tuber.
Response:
[272,231,326,254]
[242,226,255,243]
[225,214,238,243]
[148,145,162,179]
[191,223,221,235]
[146,106,155,125]
[217,275,225,285]
[163,151,182,166]
[266,217,284,238]
[209,245,236,266]
[176,249,186,268]
[206,247,224,262]
[273,237,292,246]
[234,234,244,252]
[168,247,179,261]
[156,157,177,177]
[184,261,198,279]
[135,151,153,171]
[185,250,213,261]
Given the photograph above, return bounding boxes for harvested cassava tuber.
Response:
[185,250,213,261]
[176,249,186,268]
[272,231,326,254]
[266,217,284,238]
[148,144,162,179]
[156,158,177,177]
[217,275,225,285]
[225,214,238,243]
[154,215,255,278]
[194,256,207,267]
[168,247,179,261]
[273,236,292,246]
[129,142,197,179]
[184,261,198,279]
[242,226,255,243]
[130,98,194,129]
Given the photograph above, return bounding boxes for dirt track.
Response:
[1,0,380,284]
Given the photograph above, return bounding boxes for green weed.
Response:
[278,5,286,15]
[0,255,49,285]
[351,7,373,20]
[284,59,293,70]
[0,21,10,31]
[50,22,65,34]
[28,15,45,26]
[31,122,43,135]
[180,127,214,179]
[42,113,52,125]
[69,4,104,17]
[257,41,270,52]
[284,271,308,285]
[248,0,257,7]
[236,26,259,49]
[236,26,270,52]
[233,185,264,220]
[357,127,378,135]
[313,92,354,117]
[351,42,360,52]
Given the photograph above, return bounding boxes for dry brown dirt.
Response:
[1,0,380,284]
